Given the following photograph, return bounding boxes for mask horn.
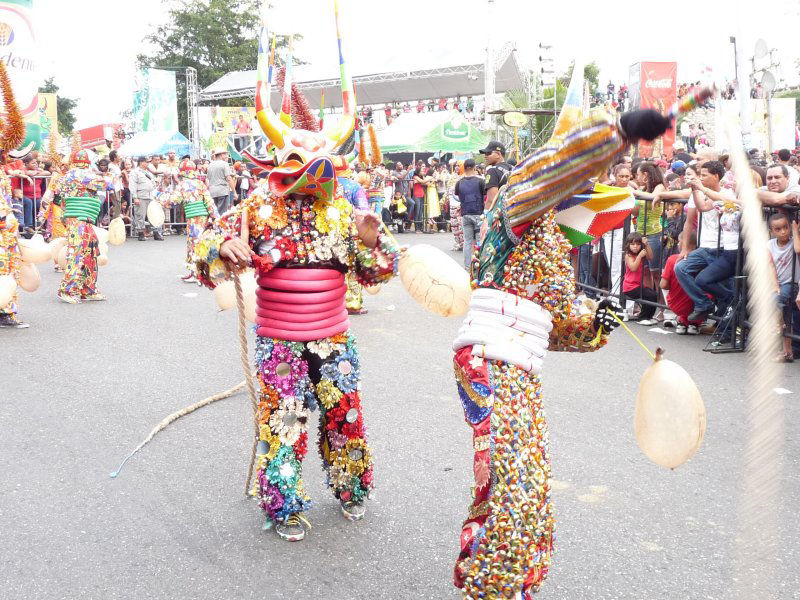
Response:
[255,27,287,150]
[325,0,355,151]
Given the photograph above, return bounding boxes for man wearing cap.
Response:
[479,141,511,212]
[454,158,486,268]
[207,147,237,214]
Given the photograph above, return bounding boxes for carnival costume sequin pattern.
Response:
[157,162,219,277]
[0,170,21,319]
[52,152,114,301]
[452,109,626,599]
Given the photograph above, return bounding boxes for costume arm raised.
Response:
[548,300,620,353]
[192,203,246,288]
[351,227,400,287]
[503,111,626,229]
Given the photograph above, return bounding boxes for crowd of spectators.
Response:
[577,144,800,358]
[360,96,477,126]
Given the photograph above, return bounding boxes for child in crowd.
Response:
[660,233,704,335]
[767,213,800,362]
[389,189,407,232]
[661,200,685,253]
[623,232,659,325]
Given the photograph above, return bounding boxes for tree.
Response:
[562,61,600,96]
[138,0,291,136]
[38,77,78,134]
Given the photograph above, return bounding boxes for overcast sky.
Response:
[34,0,800,129]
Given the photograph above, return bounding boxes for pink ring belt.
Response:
[256,306,346,323]
[267,267,343,281]
[257,311,348,331]
[256,284,347,304]
[256,297,345,314]
[258,276,345,292]
[256,322,349,342]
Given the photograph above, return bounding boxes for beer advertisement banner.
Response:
[636,62,677,158]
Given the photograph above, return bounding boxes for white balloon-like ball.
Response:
[634,351,706,469]
[18,234,51,264]
[147,201,166,228]
[0,274,17,308]
[18,262,40,292]
[108,217,126,246]
[398,244,471,317]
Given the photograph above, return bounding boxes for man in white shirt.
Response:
[757,163,800,207]
[107,150,123,218]
[676,160,735,322]
[777,149,800,186]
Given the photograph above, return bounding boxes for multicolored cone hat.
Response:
[504,58,634,243]
[250,0,355,202]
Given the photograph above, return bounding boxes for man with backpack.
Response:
[455,158,486,268]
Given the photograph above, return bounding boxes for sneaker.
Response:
[137,232,145,241]
[687,324,699,335]
[0,315,29,328]
[662,319,676,329]
[340,499,366,521]
[57,292,80,304]
[687,307,711,323]
[675,324,687,335]
[275,513,308,542]
[638,318,658,326]
[82,293,107,302]
[153,232,164,241]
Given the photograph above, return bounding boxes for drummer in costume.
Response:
[451,65,673,598]
[52,149,115,303]
[193,3,399,542]
[157,158,218,284]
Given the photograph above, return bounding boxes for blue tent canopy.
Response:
[117,131,192,158]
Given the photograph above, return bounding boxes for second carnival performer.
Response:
[193,5,399,542]
[157,158,218,284]
[451,66,673,598]
[339,165,369,314]
[53,149,115,304]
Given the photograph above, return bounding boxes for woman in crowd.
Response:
[20,155,49,237]
[448,161,464,251]
[631,162,667,322]
[424,165,440,232]
[411,164,427,231]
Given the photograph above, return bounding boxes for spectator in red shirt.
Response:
[20,155,49,236]
[438,97,447,111]
[660,235,705,335]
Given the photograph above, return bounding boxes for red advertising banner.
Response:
[635,62,677,158]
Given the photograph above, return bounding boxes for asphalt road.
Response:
[1,232,798,600]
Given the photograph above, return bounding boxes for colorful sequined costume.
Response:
[451,82,644,596]
[338,175,369,313]
[52,150,114,302]
[0,170,21,321]
[157,160,219,277]
[194,7,399,533]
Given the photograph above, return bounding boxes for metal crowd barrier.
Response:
[574,199,800,354]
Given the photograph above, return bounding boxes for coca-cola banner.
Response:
[631,61,677,158]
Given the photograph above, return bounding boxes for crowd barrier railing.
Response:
[574,198,798,354]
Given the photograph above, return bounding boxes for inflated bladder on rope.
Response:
[17,234,51,264]
[92,225,109,245]
[18,262,40,292]
[214,269,258,322]
[634,349,706,469]
[108,217,126,246]
[48,237,66,260]
[398,244,471,317]
[98,254,109,267]
[147,201,166,227]
[0,274,17,308]
[364,284,381,295]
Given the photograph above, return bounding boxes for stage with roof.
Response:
[199,43,525,111]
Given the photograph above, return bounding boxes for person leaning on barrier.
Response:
[757,163,800,208]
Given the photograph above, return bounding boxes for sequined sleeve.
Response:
[351,229,400,287]
[548,313,609,353]
[503,111,625,229]
[193,204,246,288]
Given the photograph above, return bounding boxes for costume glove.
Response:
[593,299,624,334]
[619,110,673,142]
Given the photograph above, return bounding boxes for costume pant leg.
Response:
[345,272,364,311]
[314,331,373,503]
[252,337,313,525]
[185,216,206,273]
[0,237,18,317]
[454,348,554,599]
[59,219,99,298]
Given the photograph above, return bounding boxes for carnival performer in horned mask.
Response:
[193,2,399,542]
[451,65,673,598]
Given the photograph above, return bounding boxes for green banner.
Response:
[133,68,178,133]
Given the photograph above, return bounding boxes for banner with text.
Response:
[0,0,39,150]
[132,68,178,133]
[631,61,677,158]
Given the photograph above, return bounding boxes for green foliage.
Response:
[138,0,290,135]
[562,61,600,95]
[38,77,78,134]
